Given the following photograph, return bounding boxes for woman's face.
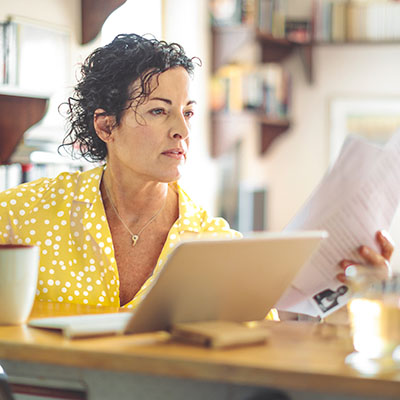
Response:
[104,67,195,183]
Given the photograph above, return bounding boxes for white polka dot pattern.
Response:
[0,166,241,310]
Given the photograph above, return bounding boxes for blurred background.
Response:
[1,0,400,263]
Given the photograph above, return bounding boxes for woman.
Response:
[0,34,393,313]
[0,34,239,309]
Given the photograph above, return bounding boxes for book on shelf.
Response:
[1,20,18,85]
[331,1,347,42]
[259,63,290,117]
[241,0,257,25]
[210,0,257,26]
[210,63,291,119]
[313,0,332,42]
[257,0,274,33]
[256,0,288,38]
[285,18,312,43]
[313,0,400,43]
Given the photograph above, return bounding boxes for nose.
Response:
[170,113,190,140]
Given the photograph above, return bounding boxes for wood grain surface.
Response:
[0,302,399,399]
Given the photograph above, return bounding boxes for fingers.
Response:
[337,259,355,283]
[358,230,394,276]
[358,245,391,280]
[358,245,388,268]
[336,230,395,283]
[338,259,354,270]
[376,230,394,261]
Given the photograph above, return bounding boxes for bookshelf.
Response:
[256,31,295,60]
[209,0,400,158]
[313,0,400,44]
[210,25,299,157]
[211,26,309,72]
[257,30,313,83]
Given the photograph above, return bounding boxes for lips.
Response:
[162,148,186,160]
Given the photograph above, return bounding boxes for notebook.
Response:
[28,231,327,338]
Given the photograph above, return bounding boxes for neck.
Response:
[101,165,169,224]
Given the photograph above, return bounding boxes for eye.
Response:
[184,110,194,119]
[149,108,166,116]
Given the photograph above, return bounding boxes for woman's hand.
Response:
[337,230,395,283]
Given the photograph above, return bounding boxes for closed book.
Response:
[171,320,269,348]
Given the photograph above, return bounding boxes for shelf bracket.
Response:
[81,0,127,44]
[260,122,290,155]
[0,94,48,165]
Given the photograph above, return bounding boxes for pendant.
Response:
[132,234,139,247]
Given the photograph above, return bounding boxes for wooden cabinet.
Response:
[0,89,48,165]
[81,0,127,44]
[210,24,305,158]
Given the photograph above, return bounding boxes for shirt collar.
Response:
[73,165,105,206]
[172,182,202,234]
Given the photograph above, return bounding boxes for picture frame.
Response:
[5,16,71,93]
[329,96,400,163]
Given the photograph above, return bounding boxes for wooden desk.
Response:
[0,302,399,400]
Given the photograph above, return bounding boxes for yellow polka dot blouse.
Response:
[0,165,242,309]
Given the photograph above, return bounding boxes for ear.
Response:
[94,108,116,143]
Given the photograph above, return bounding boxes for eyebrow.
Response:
[149,97,197,106]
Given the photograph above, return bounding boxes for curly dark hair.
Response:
[59,33,198,162]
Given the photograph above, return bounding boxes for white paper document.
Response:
[275,131,400,318]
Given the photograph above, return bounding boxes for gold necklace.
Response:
[103,181,166,247]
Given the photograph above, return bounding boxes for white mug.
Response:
[0,244,39,325]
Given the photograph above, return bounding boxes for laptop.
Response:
[28,231,327,338]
